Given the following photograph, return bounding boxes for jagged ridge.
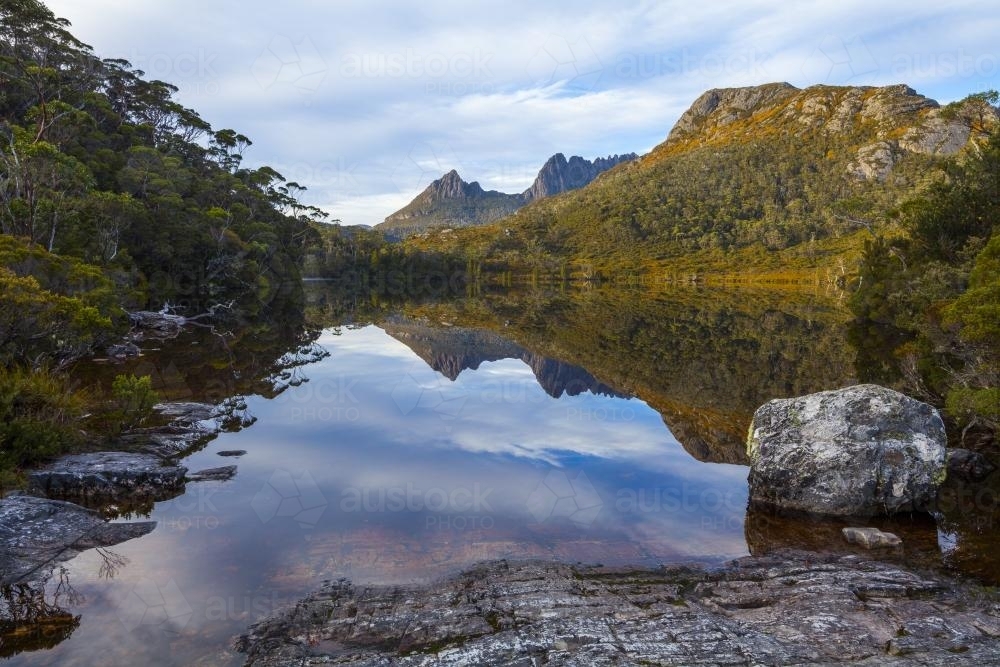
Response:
[378,153,636,240]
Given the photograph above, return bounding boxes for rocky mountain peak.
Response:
[523,152,637,201]
[427,170,483,199]
[658,82,990,183]
[379,152,637,238]
[667,82,799,142]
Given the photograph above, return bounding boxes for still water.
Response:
[4,286,997,665]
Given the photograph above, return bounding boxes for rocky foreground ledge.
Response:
[237,552,1000,666]
[0,494,155,585]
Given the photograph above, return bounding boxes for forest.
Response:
[0,0,326,477]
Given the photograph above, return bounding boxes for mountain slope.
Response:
[406,83,997,277]
[378,170,523,240]
[378,153,636,239]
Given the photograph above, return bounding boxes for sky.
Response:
[45,1,999,226]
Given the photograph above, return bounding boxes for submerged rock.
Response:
[217,450,247,458]
[236,553,1000,666]
[106,341,140,359]
[187,465,237,482]
[842,526,903,549]
[27,452,187,502]
[747,384,947,516]
[947,448,996,482]
[0,494,155,585]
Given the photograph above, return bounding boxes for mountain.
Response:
[377,153,636,240]
[524,153,638,201]
[377,171,523,240]
[405,83,998,277]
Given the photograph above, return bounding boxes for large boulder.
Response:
[747,384,946,516]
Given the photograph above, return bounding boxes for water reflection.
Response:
[5,285,998,666]
[371,287,860,465]
[7,319,748,665]
[0,571,81,660]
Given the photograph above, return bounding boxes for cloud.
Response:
[45,0,997,225]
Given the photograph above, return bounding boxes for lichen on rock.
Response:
[747,384,947,516]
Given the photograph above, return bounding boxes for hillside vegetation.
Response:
[406,83,995,280]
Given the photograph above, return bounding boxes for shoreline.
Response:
[235,551,1000,665]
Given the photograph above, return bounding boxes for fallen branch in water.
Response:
[128,301,235,336]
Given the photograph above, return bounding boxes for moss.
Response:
[746,423,760,462]
[933,463,948,486]
[484,610,503,632]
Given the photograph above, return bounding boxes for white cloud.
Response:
[45,0,998,225]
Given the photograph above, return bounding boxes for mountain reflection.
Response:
[381,315,624,399]
[353,286,859,466]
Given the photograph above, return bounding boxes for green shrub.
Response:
[110,374,159,429]
[0,367,85,478]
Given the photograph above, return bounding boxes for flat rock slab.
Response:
[217,450,247,458]
[0,494,155,585]
[117,401,224,458]
[27,452,187,501]
[153,401,219,423]
[236,552,1000,666]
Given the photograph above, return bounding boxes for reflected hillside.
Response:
[0,579,79,659]
[74,291,326,407]
[384,287,857,464]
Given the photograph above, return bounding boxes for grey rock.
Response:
[0,494,155,585]
[522,152,636,202]
[848,141,898,181]
[377,153,635,240]
[154,401,219,422]
[858,84,938,124]
[825,87,867,132]
[900,113,971,155]
[668,82,798,141]
[236,553,1000,666]
[27,452,187,501]
[135,426,219,458]
[106,342,140,359]
[217,450,247,458]
[122,402,223,458]
[747,384,947,516]
[843,526,903,548]
[947,448,996,482]
[789,85,935,133]
[128,310,186,336]
[187,465,237,482]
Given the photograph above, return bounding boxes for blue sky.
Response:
[46,1,998,226]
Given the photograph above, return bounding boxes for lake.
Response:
[4,284,998,665]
